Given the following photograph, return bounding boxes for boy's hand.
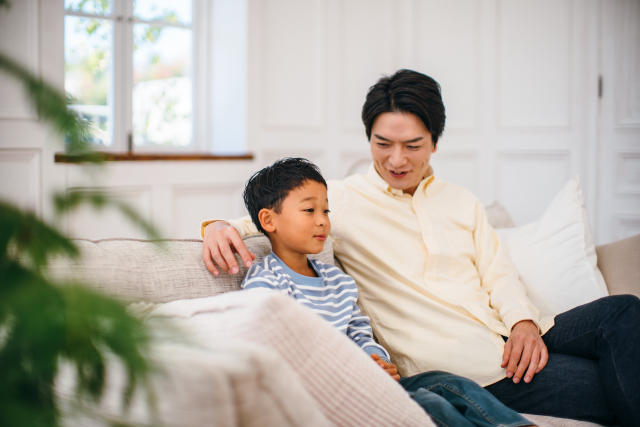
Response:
[371,354,401,381]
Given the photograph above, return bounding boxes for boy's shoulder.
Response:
[243,254,278,280]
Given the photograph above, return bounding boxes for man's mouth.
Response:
[389,170,409,178]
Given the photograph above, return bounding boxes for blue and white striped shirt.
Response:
[241,252,391,362]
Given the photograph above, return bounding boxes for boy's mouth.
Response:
[314,234,326,241]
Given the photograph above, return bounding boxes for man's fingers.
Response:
[501,340,512,368]
[513,340,534,383]
[202,245,220,276]
[537,344,549,373]
[506,340,523,379]
[523,343,541,383]
[229,233,256,268]
[210,240,231,273]
[218,238,240,274]
[370,354,381,360]
[392,374,401,381]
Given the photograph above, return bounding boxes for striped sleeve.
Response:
[347,304,390,363]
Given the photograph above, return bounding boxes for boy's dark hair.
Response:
[362,69,446,146]
[243,157,327,234]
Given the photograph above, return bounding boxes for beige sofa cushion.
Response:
[57,341,332,427]
[596,233,640,298]
[144,290,435,427]
[45,235,334,303]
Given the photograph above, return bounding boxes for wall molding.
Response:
[615,151,640,195]
[495,0,573,130]
[612,213,640,240]
[0,148,41,215]
[261,0,326,130]
[0,0,39,120]
[614,0,640,129]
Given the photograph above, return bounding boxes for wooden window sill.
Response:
[55,152,254,163]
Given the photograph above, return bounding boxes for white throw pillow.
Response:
[495,176,608,319]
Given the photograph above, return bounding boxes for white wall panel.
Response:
[339,0,394,131]
[615,0,640,128]
[498,0,572,128]
[616,151,640,194]
[613,214,640,240]
[416,0,480,130]
[66,187,152,240]
[496,152,570,226]
[431,151,478,196]
[173,185,245,239]
[0,149,41,214]
[261,149,324,172]
[262,0,325,128]
[0,0,39,119]
[341,150,371,178]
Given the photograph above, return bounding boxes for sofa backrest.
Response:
[45,235,335,304]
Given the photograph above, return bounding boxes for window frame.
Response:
[64,0,208,153]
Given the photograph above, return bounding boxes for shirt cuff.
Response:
[503,311,542,336]
[363,345,390,363]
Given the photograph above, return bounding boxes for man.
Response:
[201,70,640,426]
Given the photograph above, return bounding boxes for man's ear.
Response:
[258,208,276,233]
[432,140,438,153]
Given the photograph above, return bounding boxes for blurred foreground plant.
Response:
[0,18,160,427]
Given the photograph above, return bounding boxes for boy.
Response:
[239,158,533,427]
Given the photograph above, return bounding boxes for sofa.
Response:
[48,206,640,427]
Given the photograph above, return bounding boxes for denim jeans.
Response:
[485,295,640,427]
[400,371,532,427]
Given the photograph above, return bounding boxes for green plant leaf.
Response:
[0,200,79,272]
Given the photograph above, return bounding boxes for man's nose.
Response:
[389,145,406,167]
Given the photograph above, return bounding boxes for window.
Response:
[64,0,248,154]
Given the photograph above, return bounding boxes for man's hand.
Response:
[202,221,256,276]
[371,354,401,381]
[501,320,548,384]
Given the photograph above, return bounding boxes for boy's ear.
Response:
[258,208,276,233]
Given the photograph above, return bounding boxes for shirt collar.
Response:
[365,162,435,196]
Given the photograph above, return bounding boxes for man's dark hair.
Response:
[243,157,327,234]
[362,69,446,146]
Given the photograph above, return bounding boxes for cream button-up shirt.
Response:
[202,164,555,386]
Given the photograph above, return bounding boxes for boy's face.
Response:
[260,180,330,256]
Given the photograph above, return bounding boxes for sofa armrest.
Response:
[596,234,640,298]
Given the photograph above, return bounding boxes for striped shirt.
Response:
[241,252,391,362]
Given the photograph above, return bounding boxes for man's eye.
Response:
[408,145,421,150]
[377,143,389,147]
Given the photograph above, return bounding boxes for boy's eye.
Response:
[324,210,330,214]
[304,208,314,212]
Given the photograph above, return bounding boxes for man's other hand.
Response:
[501,320,549,384]
[202,221,255,276]
[371,354,401,381]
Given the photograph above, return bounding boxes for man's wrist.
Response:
[201,220,230,238]
[512,319,541,334]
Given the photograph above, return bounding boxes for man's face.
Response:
[369,112,437,196]
[264,180,331,256]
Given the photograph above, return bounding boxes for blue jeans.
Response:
[485,295,640,427]
[400,371,532,427]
